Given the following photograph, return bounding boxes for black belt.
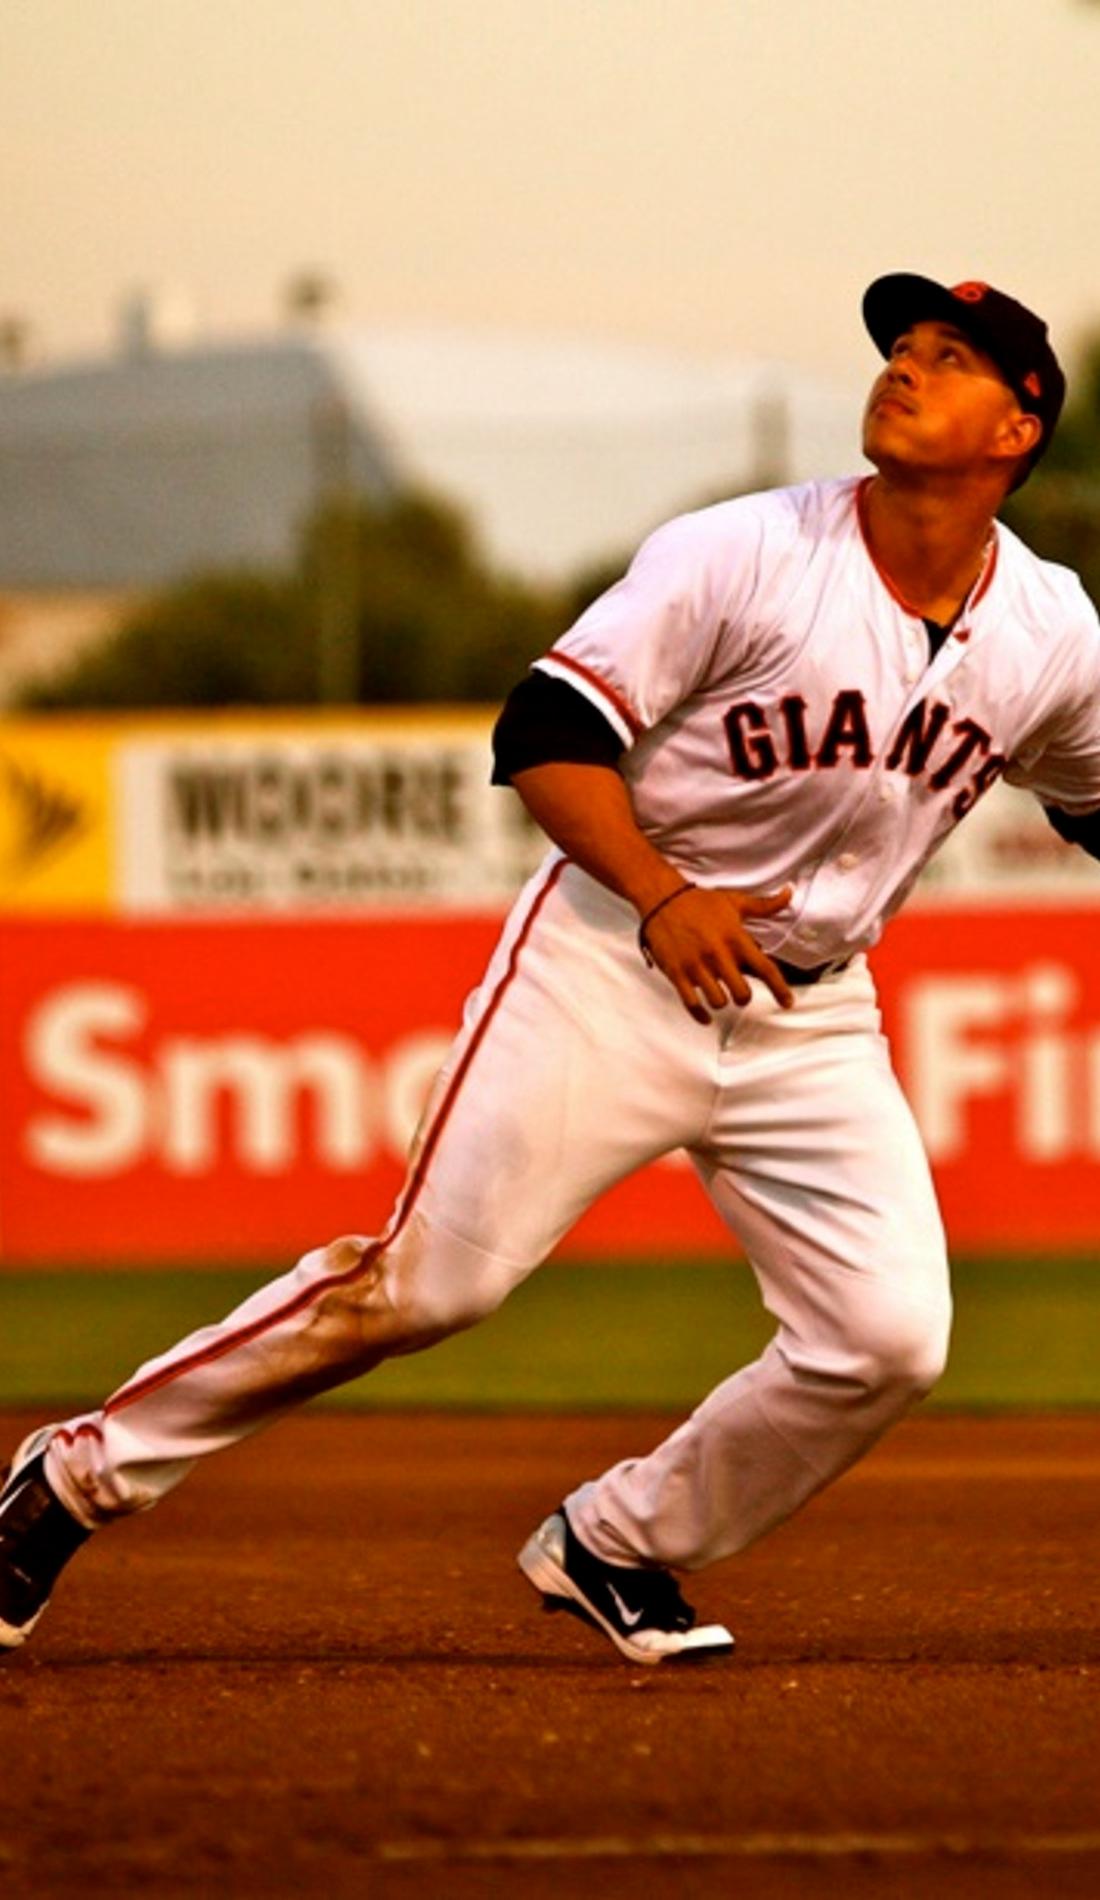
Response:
[773,955,852,987]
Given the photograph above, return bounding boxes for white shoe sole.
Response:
[0,1603,47,1650]
[517,1520,734,1667]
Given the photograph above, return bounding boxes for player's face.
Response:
[862,320,1034,486]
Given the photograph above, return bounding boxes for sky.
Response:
[4,0,1100,389]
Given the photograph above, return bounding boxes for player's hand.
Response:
[640,884,794,1022]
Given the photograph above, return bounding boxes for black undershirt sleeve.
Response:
[491,672,626,784]
[1043,803,1100,862]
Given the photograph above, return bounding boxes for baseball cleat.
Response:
[517,1507,734,1666]
[0,1428,91,1651]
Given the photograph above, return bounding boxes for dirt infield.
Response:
[2,1408,1100,1899]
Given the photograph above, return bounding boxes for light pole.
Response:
[311,390,361,706]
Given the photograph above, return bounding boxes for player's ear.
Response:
[994,408,1043,467]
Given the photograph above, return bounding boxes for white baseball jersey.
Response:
[536,476,1100,966]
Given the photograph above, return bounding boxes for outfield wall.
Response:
[1,712,1099,1264]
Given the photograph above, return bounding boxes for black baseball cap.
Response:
[862,272,1066,485]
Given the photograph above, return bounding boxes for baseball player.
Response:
[4,273,1100,1667]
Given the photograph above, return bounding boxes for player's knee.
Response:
[376,1209,527,1348]
[390,1280,491,1346]
[298,1230,509,1358]
[881,1316,949,1400]
[385,1255,511,1348]
[858,1291,951,1401]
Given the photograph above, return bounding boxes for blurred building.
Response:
[0,314,397,593]
[0,293,862,694]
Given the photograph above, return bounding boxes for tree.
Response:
[1003,333,1100,608]
[20,574,313,711]
[18,488,562,712]
[298,491,561,703]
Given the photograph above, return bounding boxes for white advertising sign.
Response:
[117,726,548,913]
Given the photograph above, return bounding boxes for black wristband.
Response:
[637,882,696,966]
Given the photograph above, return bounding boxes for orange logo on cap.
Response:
[952,282,989,303]
[1022,371,1042,398]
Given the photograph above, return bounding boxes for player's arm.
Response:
[1023,620,1100,858]
[493,675,793,1020]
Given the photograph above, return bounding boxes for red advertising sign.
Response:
[873,908,1100,1248]
[0,910,1098,1265]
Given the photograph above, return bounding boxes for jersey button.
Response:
[838,852,858,871]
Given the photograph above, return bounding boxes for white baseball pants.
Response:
[46,857,951,1572]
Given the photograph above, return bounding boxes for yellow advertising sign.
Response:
[0,720,114,912]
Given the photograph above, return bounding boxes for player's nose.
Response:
[885,353,918,389]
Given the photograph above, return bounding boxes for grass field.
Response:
[3,1251,1100,1410]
